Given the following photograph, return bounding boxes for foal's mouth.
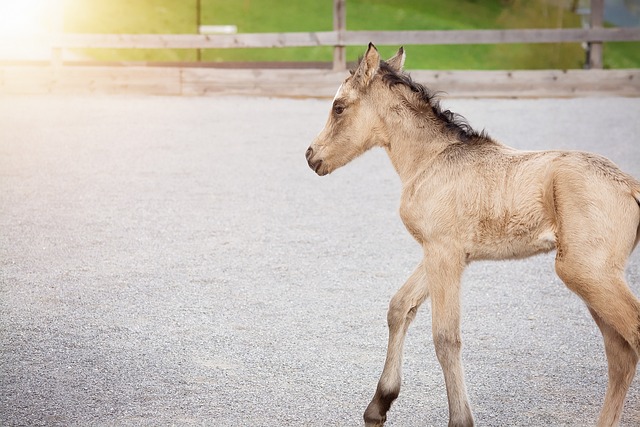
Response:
[305,146,328,176]
[309,159,327,176]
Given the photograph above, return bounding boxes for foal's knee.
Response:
[387,295,418,328]
[433,332,462,363]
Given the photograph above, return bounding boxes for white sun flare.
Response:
[0,0,53,36]
[0,0,63,60]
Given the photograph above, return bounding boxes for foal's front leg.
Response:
[428,246,473,427]
[364,262,429,426]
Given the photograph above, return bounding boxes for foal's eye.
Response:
[333,104,345,115]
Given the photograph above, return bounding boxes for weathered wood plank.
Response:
[2,27,628,52]
[179,68,640,97]
[180,68,344,97]
[0,66,181,95]
[408,69,640,97]
[49,32,338,49]
[343,27,640,46]
[0,67,56,93]
[38,27,640,50]
[1,66,638,98]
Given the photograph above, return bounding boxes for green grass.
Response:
[62,0,639,69]
[604,42,640,69]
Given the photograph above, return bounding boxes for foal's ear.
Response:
[355,42,380,86]
[387,46,406,72]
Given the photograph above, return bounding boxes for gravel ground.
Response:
[1,94,639,427]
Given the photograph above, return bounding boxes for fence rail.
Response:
[6,26,638,69]
[2,66,638,98]
[29,27,640,49]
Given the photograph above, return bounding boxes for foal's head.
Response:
[305,43,406,176]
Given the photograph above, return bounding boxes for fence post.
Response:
[588,0,603,69]
[196,0,201,61]
[50,3,65,67]
[51,48,63,67]
[333,0,346,71]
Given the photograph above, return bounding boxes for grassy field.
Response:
[62,0,640,69]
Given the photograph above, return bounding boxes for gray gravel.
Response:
[1,95,639,427]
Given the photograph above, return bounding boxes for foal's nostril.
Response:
[305,147,314,161]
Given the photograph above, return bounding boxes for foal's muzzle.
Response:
[305,146,326,176]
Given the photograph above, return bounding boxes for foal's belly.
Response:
[467,226,557,261]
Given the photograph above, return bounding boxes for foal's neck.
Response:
[383,111,452,185]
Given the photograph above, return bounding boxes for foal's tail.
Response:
[633,182,640,251]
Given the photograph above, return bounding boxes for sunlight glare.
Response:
[0,0,53,36]
[0,0,63,60]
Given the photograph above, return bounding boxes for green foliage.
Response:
[62,0,638,69]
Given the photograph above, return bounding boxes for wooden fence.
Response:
[2,66,638,98]
[1,0,640,97]
[30,0,639,70]
[45,27,640,63]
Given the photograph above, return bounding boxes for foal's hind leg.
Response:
[553,173,640,425]
[364,262,429,427]
[588,307,638,427]
[556,258,640,426]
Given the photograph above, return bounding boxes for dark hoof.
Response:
[363,407,386,427]
[363,388,398,427]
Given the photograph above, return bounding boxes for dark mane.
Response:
[378,61,491,144]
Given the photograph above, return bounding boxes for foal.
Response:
[305,43,640,427]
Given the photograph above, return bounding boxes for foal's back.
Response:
[411,140,640,262]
